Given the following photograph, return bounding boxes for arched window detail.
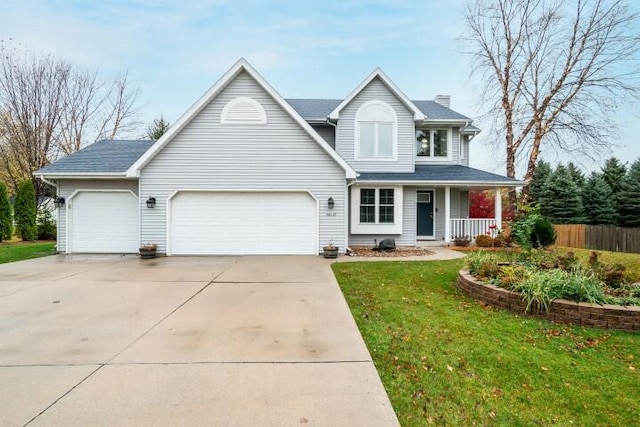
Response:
[355,100,396,159]
[221,97,267,124]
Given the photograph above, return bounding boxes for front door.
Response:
[417,190,434,237]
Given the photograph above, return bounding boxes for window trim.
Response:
[355,100,397,161]
[415,128,452,162]
[350,186,403,234]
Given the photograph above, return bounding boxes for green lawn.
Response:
[555,246,640,282]
[333,260,639,426]
[0,241,56,264]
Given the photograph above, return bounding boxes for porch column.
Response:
[494,187,502,230]
[444,186,451,242]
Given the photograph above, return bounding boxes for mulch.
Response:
[348,246,434,257]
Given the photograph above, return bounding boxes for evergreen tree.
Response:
[582,172,617,225]
[567,162,586,191]
[601,157,627,197]
[145,116,170,140]
[617,159,640,227]
[528,159,552,206]
[539,164,587,224]
[14,180,37,241]
[0,182,12,241]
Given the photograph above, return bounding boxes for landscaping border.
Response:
[457,269,640,331]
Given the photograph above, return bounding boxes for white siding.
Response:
[461,134,470,166]
[57,179,139,253]
[348,186,417,246]
[140,71,347,254]
[336,78,415,173]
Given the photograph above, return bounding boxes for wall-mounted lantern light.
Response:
[146,197,156,209]
[53,197,65,208]
[328,197,335,210]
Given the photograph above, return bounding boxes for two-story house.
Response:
[35,59,523,255]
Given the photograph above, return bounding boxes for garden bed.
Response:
[458,269,640,331]
[348,246,434,257]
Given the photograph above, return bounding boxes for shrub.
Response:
[466,251,501,277]
[531,216,556,248]
[475,234,493,247]
[37,208,56,240]
[452,236,471,247]
[14,180,37,241]
[0,182,12,242]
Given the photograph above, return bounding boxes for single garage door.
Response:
[69,191,139,253]
[169,191,317,255]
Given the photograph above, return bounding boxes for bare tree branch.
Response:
[462,0,640,208]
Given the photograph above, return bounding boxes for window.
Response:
[351,186,403,234]
[379,189,394,223]
[356,101,396,159]
[358,188,394,224]
[360,189,375,223]
[416,129,448,157]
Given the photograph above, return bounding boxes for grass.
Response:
[333,260,639,426]
[555,246,640,282]
[0,241,56,264]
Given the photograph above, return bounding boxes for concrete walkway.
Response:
[0,255,399,426]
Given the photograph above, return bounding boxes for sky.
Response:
[2,0,639,177]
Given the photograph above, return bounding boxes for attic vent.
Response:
[221,97,267,124]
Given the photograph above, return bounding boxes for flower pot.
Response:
[139,248,156,259]
[323,247,339,259]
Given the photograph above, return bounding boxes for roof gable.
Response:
[328,68,425,121]
[126,58,356,179]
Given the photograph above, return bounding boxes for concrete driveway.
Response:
[0,255,399,426]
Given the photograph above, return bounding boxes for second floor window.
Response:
[356,100,397,159]
[416,129,448,157]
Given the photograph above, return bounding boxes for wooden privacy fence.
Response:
[553,224,640,253]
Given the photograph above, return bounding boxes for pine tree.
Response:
[145,116,170,140]
[0,182,12,241]
[539,164,587,224]
[567,162,586,191]
[617,159,640,227]
[14,180,37,241]
[528,159,552,206]
[582,173,617,225]
[601,157,627,197]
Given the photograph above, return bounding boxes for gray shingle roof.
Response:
[35,140,155,175]
[286,99,471,122]
[357,165,521,185]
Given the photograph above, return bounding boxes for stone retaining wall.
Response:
[458,270,640,331]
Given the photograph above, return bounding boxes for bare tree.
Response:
[462,0,640,208]
[0,41,141,196]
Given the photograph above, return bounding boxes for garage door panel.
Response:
[170,192,317,255]
[70,192,139,253]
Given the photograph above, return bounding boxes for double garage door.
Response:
[68,190,318,255]
[169,191,318,255]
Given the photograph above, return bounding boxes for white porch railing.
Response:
[450,218,497,240]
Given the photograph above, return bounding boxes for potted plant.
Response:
[323,241,339,259]
[139,243,157,259]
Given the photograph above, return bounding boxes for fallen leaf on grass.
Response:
[447,365,454,372]
[629,366,635,371]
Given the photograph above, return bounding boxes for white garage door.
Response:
[69,191,139,253]
[169,191,317,255]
